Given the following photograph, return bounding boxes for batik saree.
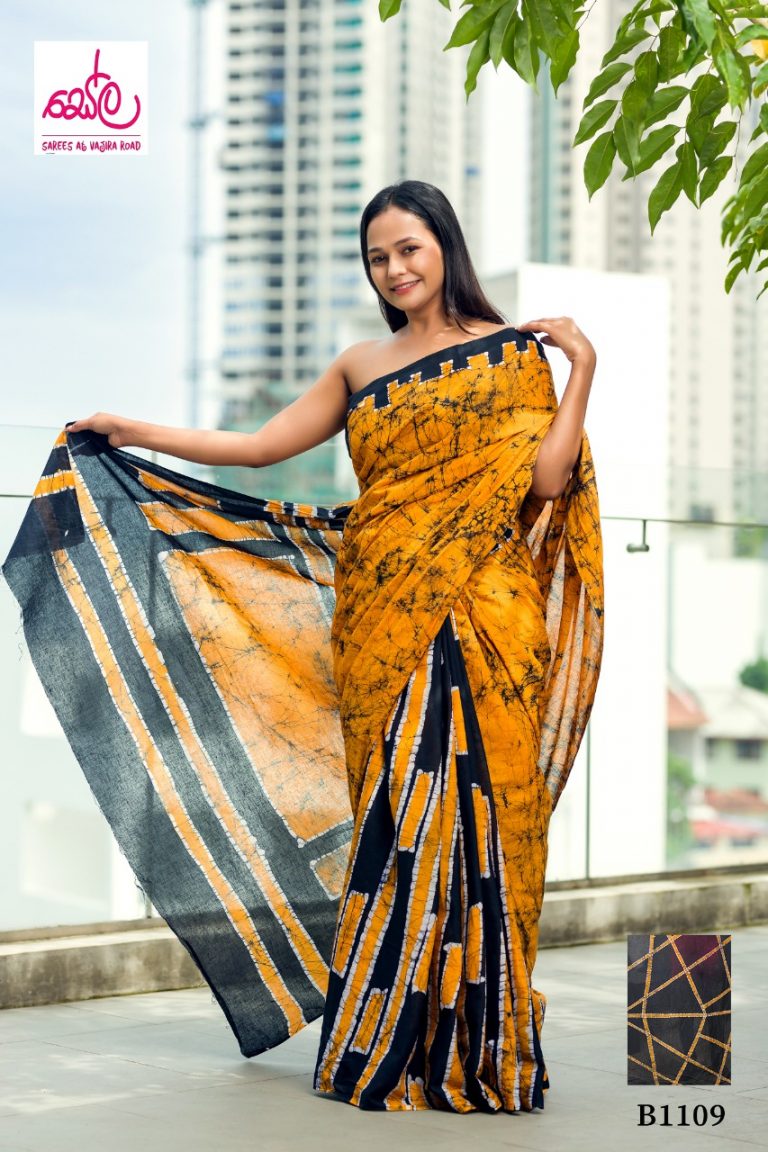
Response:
[2,325,603,1115]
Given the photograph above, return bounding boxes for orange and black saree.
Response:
[1,326,603,1114]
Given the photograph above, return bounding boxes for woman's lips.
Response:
[392,280,419,294]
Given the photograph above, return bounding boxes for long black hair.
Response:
[359,180,507,334]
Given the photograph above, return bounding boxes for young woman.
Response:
[9,181,603,1114]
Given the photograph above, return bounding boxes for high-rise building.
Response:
[212,0,482,502]
[528,0,767,526]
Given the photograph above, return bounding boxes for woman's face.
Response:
[365,206,444,313]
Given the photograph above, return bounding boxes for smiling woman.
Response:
[3,180,603,1116]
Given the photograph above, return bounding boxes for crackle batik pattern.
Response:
[2,325,603,1114]
[627,934,732,1086]
[314,326,604,1111]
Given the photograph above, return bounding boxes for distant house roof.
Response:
[696,684,768,739]
[667,669,708,729]
[704,787,768,814]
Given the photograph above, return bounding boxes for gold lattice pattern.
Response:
[627,934,731,1086]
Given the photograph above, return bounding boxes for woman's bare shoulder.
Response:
[341,322,515,396]
[339,338,397,396]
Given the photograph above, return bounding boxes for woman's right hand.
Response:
[66,412,131,449]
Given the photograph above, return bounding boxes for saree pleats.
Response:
[1,325,603,1114]
[314,603,550,1112]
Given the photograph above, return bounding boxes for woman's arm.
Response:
[66,351,352,468]
[517,317,596,500]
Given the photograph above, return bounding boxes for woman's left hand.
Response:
[516,316,596,365]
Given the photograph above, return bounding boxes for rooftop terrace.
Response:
[1,928,765,1152]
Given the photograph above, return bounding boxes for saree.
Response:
[1,325,603,1113]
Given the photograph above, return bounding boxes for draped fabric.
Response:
[2,326,603,1113]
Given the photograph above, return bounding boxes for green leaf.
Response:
[742,175,768,225]
[687,108,716,153]
[712,33,750,108]
[584,130,617,197]
[528,0,570,58]
[698,120,737,166]
[444,0,507,50]
[548,0,578,30]
[734,22,768,48]
[550,28,580,93]
[614,115,642,171]
[721,192,739,242]
[644,85,689,128]
[648,160,684,232]
[690,73,727,118]
[680,34,708,73]
[489,4,516,69]
[583,61,633,108]
[615,0,651,39]
[740,141,768,189]
[378,0,403,18]
[648,0,676,27]
[685,0,718,49]
[657,24,685,79]
[621,123,680,177]
[761,103,768,135]
[621,78,649,126]
[600,25,651,68]
[677,140,698,203]
[465,26,492,97]
[634,50,658,95]
[510,13,540,88]
[436,0,451,7]
[700,154,733,204]
[725,257,743,293]
[755,59,768,96]
[573,99,618,146]
[615,0,673,40]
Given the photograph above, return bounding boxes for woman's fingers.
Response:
[516,316,593,363]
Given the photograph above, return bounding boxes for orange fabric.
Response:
[313,328,604,1110]
[333,332,603,816]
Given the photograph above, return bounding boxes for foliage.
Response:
[378,0,768,298]
[666,750,697,863]
[739,654,768,690]
[733,523,768,555]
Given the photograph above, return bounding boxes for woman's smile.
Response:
[392,279,420,294]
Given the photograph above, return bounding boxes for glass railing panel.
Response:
[0,426,148,929]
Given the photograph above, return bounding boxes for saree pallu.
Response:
[1,326,603,1115]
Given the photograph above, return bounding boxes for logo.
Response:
[34,42,149,156]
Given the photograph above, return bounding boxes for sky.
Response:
[0,1,529,451]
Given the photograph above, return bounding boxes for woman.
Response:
[5,181,603,1113]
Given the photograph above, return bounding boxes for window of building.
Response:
[735,738,762,759]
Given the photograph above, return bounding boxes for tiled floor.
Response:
[0,928,765,1151]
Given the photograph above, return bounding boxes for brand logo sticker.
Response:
[34,42,149,155]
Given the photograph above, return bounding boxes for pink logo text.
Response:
[42,48,140,130]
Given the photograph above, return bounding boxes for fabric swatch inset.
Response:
[627,934,731,1086]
